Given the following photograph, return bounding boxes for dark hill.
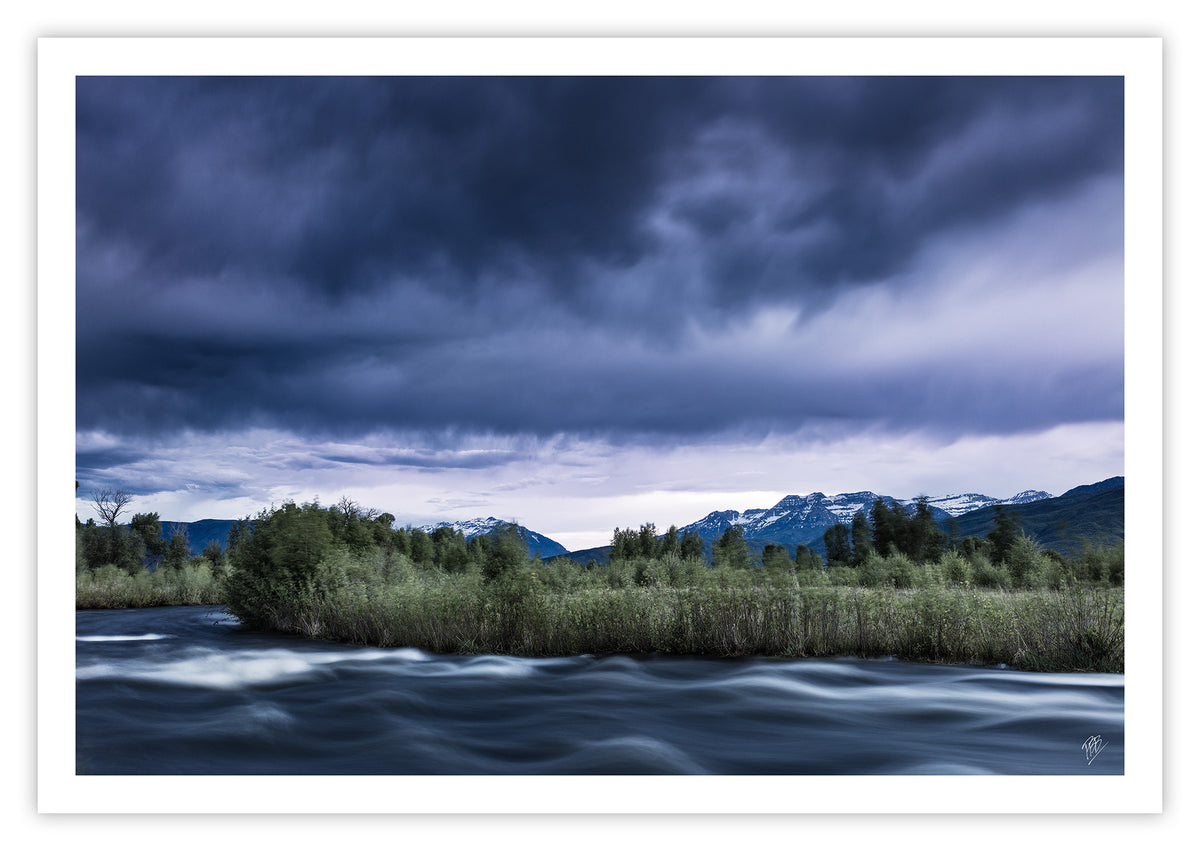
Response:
[943,478,1123,555]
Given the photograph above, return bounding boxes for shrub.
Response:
[938,551,972,586]
[1007,533,1052,589]
[972,558,1011,589]
[857,554,889,587]
[883,552,920,588]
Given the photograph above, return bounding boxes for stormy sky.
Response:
[74,76,1124,549]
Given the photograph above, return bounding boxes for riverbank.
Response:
[301,582,1124,673]
[76,563,1123,672]
[77,576,1119,674]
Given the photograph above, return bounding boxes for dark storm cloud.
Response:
[316,448,523,471]
[75,75,1124,444]
[76,76,701,296]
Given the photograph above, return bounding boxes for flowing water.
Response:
[76,606,1123,775]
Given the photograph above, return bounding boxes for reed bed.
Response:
[301,582,1123,672]
[76,559,1123,671]
[75,563,227,609]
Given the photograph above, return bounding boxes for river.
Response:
[75,606,1123,775]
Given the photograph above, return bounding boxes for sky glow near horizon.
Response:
[74,74,1125,550]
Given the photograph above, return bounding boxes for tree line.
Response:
[78,485,1123,624]
[76,487,220,575]
[820,497,1019,568]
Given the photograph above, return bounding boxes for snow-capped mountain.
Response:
[418,517,569,558]
[682,492,895,546]
[679,487,1055,545]
[1006,489,1054,505]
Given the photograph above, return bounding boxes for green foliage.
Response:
[76,560,228,608]
[956,535,988,559]
[793,544,824,573]
[77,516,144,574]
[938,550,972,586]
[822,522,852,566]
[1067,540,1125,586]
[850,512,873,565]
[680,529,705,560]
[481,523,529,582]
[202,539,225,567]
[258,577,1125,672]
[658,525,681,559]
[857,497,946,564]
[77,494,1125,672]
[987,504,1021,565]
[222,500,334,629]
[1006,532,1053,589]
[761,543,793,572]
[713,524,752,570]
[869,498,905,557]
[129,512,167,564]
[163,528,191,572]
[408,528,434,568]
[610,523,661,560]
[857,553,889,587]
[909,497,947,564]
[972,557,1011,589]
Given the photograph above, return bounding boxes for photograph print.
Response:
[61,46,1150,800]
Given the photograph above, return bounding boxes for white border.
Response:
[38,36,1163,815]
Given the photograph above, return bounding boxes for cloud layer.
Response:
[74,76,1124,534]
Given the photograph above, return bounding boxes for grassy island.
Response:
[75,498,1124,673]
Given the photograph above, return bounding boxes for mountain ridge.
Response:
[150,477,1121,564]
[675,486,1056,548]
[560,477,1120,564]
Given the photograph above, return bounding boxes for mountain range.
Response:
[152,477,1122,563]
[676,487,1053,548]
[557,478,1121,565]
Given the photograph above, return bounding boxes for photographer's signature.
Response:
[1082,734,1108,765]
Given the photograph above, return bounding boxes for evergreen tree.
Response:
[986,505,1021,565]
[869,498,898,556]
[431,526,470,573]
[794,543,823,572]
[658,525,681,559]
[391,526,411,558]
[823,522,852,565]
[408,528,434,567]
[910,497,946,564]
[850,511,873,566]
[714,524,751,569]
[761,543,793,572]
[372,513,396,548]
[202,540,224,567]
[161,527,190,571]
[680,529,705,560]
[226,517,251,563]
[637,523,658,558]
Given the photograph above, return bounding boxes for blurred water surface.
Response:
[76,606,1123,775]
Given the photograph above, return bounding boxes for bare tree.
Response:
[336,495,378,522]
[337,495,359,519]
[91,488,133,526]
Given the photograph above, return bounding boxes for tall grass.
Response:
[75,562,228,608]
[75,546,1125,672]
[289,579,1123,672]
